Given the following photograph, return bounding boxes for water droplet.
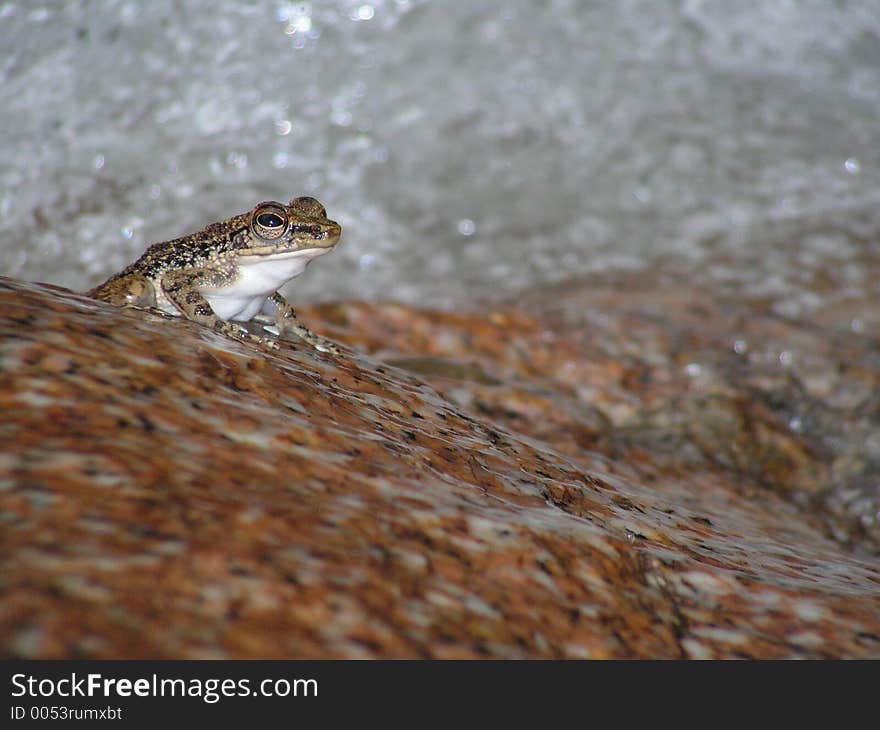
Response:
[226,151,248,169]
[777,195,797,212]
[359,253,376,270]
[352,4,375,21]
[733,339,748,355]
[275,119,292,136]
[330,110,352,127]
[278,2,311,23]
[93,154,105,170]
[789,416,803,432]
[633,186,652,204]
[844,157,860,175]
[120,217,142,240]
[457,218,476,236]
[684,363,701,377]
[779,350,793,366]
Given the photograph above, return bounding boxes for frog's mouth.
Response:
[236,245,336,263]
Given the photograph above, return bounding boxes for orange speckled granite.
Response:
[1,275,878,658]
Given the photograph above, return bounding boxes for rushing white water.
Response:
[1,0,879,314]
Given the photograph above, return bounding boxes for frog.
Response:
[87,196,342,352]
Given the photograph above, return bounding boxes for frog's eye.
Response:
[257,212,284,228]
[252,205,289,240]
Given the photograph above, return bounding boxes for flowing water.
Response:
[1,0,878,318]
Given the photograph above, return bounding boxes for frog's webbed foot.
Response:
[277,317,340,355]
[266,292,340,355]
[213,320,280,350]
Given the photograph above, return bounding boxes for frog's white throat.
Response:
[199,247,331,322]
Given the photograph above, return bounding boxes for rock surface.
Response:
[1,275,879,658]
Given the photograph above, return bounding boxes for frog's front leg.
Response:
[161,268,273,347]
[267,291,339,354]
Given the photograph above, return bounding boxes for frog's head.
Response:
[238,196,341,257]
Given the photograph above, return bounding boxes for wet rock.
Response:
[1,276,879,659]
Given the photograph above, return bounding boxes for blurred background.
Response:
[1,0,879,315]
